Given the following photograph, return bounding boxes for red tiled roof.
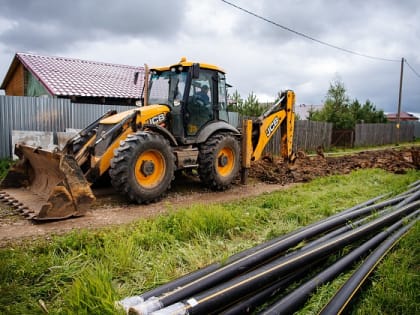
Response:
[11,52,145,99]
[386,112,419,121]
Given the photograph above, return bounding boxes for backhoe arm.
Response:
[241,90,295,182]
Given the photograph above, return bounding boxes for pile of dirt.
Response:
[248,147,420,184]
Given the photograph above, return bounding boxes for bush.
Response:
[0,158,13,179]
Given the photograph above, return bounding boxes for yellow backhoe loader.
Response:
[0,57,295,220]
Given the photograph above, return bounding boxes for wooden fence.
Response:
[293,120,332,152]
[354,123,415,147]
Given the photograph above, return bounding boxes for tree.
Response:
[228,90,266,116]
[309,79,387,129]
[309,79,352,129]
[242,92,265,116]
[357,99,387,124]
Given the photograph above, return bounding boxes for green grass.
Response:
[0,158,13,179]
[295,221,420,315]
[351,222,420,315]
[0,168,418,314]
[323,139,419,156]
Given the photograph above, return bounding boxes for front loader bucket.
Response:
[0,144,95,221]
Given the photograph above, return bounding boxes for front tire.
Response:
[198,133,241,190]
[109,132,175,203]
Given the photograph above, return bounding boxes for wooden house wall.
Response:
[4,63,25,96]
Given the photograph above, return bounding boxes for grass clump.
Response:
[352,222,420,314]
[0,158,13,179]
[60,262,119,315]
[0,168,418,314]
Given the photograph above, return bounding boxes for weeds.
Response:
[0,158,12,179]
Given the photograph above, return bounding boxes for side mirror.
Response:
[192,63,200,79]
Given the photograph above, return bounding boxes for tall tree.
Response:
[310,79,352,129]
[242,92,264,116]
[228,91,266,116]
[309,79,387,129]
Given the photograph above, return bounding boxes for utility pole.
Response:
[396,57,404,145]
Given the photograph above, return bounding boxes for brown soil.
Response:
[249,146,419,184]
[0,146,418,247]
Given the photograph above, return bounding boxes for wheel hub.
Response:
[218,154,228,167]
[140,160,155,177]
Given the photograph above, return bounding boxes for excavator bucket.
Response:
[0,144,95,221]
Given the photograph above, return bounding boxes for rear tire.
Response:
[198,133,241,190]
[109,132,175,203]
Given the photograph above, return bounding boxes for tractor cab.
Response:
[148,57,230,144]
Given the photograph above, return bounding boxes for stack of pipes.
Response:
[118,180,420,315]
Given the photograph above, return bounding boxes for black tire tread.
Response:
[109,132,175,204]
[198,133,240,190]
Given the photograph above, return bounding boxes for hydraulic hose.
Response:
[145,201,419,315]
[259,210,420,315]
[319,218,419,315]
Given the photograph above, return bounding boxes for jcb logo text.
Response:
[149,114,166,124]
[265,117,279,137]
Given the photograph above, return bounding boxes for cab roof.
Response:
[151,57,225,73]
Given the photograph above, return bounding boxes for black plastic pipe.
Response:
[306,190,419,251]
[408,179,420,188]
[220,262,322,315]
[303,206,392,251]
[121,194,402,312]
[319,218,419,315]
[224,206,418,315]
[394,187,420,208]
[149,201,419,315]
[397,184,419,197]
[153,196,405,306]
[123,189,418,313]
[333,193,387,216]
[259,210,420,315]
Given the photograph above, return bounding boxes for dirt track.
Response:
[0,146,419,246]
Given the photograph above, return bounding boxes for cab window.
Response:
[186,69,214,135]
[218,72,228,122]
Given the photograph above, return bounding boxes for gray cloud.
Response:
[0,0,187,51]
[0,0,419,113]
[228,0,418,57]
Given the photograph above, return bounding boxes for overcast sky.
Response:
[0,0,419,114]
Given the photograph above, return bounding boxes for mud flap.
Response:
[0,144,95,221]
